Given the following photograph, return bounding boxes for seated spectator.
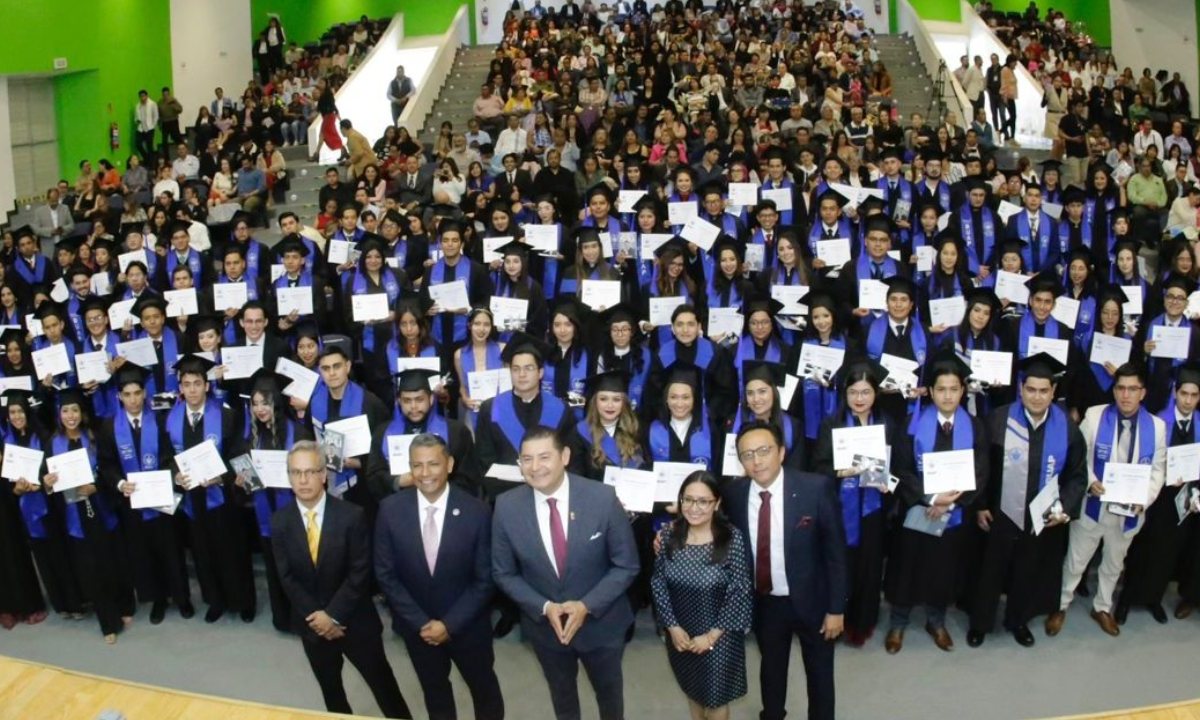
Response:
[233,154,267,219]
[151,165,180,203]
[1127,156,1168,241]
[472,84,506,137]
[97,160,121,193]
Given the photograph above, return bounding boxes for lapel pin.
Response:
[570,511,576,521]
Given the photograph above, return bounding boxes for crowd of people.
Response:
[3,0,1200,719]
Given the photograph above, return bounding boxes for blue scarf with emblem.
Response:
[801,335,846,440]
[959,205,997,273]
[51,433,116,538]
[1088,404,1157,531]
[166,248,205,289]
[648,417,711,467]
[251,420,295,537]
[839,411,884,547]
[168,399,225,519]
[913,405,973,529]
[492,390,566,452]
[7,429,47,538]
[429,257,472,346]
[114,410,162,521]
[310,380,364,494]
[351,268,400,353]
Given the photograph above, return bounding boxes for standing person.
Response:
[1048,363,1167,637]
[135,89,160,162]
[652,471,753,720]
[985,54,1003,141]
[312,79,348,162]
[999,55,1020,145]
[272,440,412,719]
[1116,362,1200,624]
[722,420,846,720]
[159,87,184,151]
[491,426,640,720]
[374,433,505,720]
[967,354,1088,648]
[388,65,416,126]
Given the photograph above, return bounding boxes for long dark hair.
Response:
[666,471,732,564]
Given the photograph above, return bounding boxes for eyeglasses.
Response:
[847,388,874,398]
[1165,293,1188,302]
[287,468,324,479]
[1114,385,1144,394]
[681,496,716,509]
[738,445,776,462]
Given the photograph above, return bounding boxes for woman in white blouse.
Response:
[432,158,467,205]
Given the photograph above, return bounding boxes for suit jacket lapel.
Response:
[313,499,336,570]
[400,491,430,577]
[521,489,560,581]
[782,471,799,537]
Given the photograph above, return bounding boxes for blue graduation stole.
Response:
[13,254,48,287]
[351,268,400,353]
[648,418,711,467]
[544,346,589,399]
[839,412,884,547]
[581,214,625,271]
[168,399,225,519]
[877,176,913,245]
[31,336,77,387]
[540,224,564,298]
[385,341,437,380]
[959,205,997,273]
[492,390,566,453]
[461,341,503,377]
[382,409,449,468]
[865,314,927,366]
[659,338,715,375]
[667,192,699,234]
[251,421,295,537]
[1088,404,1157,531]
[855,252,898,282]
[644,272,690,347]
[217,275,259,344]
[913,405,973,529]
[1057,219,1094,255]
[916,179,952,212]
[429,257,473,346]
[627,346,651,410]
[51,433,116,538]
[1041,184,1062,205]
[310,380,364,493]
[132,328,181,395]
[334,226,364,243]
[0,306,20,326]
[1017,313,1062,358]
[1069,295,1097,348]
[733,335,782,385]
[574,419,641,468]
[801,336,846,440]
[241,240,264,279]
[1014,211,1055,273]
[707,273,743,310]
[67,294,87,343]
[83,331,120,419]
[114,410,162,521]
[760,179,794,226]
[1147,314,1188,372]
[166,249,205,289]
[1005,401,1069,514]
[7,430,47,538]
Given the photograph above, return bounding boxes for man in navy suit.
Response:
[723,420,847,720]
[375,434,504,720]
[491,426,640,720]
[271,441,412,719]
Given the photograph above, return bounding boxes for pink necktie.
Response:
[422,506,439,574]
[547,498,568,577]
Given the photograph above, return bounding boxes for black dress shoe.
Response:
[966,630,985,647]
[149,602,167,625]
[240,608,256,623]
[1114,602,1129,625]
[1012,625,1035,647]
[204,606,225,624]
[1149,604,1168,624]
[1075,582,1090,597]
[492,613,516,638]
[179,602,195,619]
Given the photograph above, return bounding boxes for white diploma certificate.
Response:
[221,344,263,380]
[1101,462,1152,506]
[721,434,743,477]
[603,467,657,513]
[667,201,699,226]
[75,350,112,385]
[275,286,314,316]
[653,462,707,503]
[649,297,687,326]
[467,369,511,401]
[579,280,622,310]
[128,470,175,510]
[351,294,391,323]
[327,239,352,265]
[386,434,418,476]
[2,444,43,484]
[1050,296,1080,329]
[639,233,672,260]
[324,415,371,457]
[32,344,71,380]
[679,216,719,250]
[521,224,559,255]
[489,296,529,330]
[91,272,112,296]
[47,448,95,492]
[1166,443,1200,487]
[427,280,469,312]
[0,376,32,394]
[396,357,440,374]
[275,357,319,401]
[771,285,809,315]
[816,238,851,267]
[761,187,793,211]
[915,245,936,273]
[832,425,888,471]
[1089,334,1132,368]
[1028,337,1070,365]
[857,279,888,310]
[617,190,647,214]
[1029,479,1061,536]
[174,440,227,486]
[486,463,525,482]
[483,236,513,263]
[994,270,1030,304]
[1150,325,1192,359]
[928,296,966,327]
[212,282,249,312]
[116,337,158,367]
[250,450,291,489]
[118,249,147,274]
[969,350,1013,386]
[997,200,1023,222]
[164,288,199,318]
[921,449,977,494]
[728,183,759,207]
[706,308,743,339]
[797,344,845,377]
[1121,285,1143,316]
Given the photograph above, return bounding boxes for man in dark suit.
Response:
[375,433,504,720]
[491,426,639,720]
[493,153,534,201]
[723,419,847,720]
[272,440,412,719]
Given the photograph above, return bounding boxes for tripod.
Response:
[929,59,948,123]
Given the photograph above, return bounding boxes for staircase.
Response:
[415,45,497,147]
[247,143,326,248]
[873,34,943,123]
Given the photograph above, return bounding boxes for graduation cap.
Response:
[574,226,603,247]
[915,198,942,217]
[131,294,168,318]
[494,238,530,258]
[54,236,82,254]
[699,180,727,199]
[924,348,972,384]
[191,313,225,336]
[931,230,961,252]
[805,291,838,315]
[963,286,1001,313]
[320,335,354,361]
[1000,167,1024,181]
[584,183,615,204]
[294,319,320,343]
[166,220,192,237]
[1,389,35,409]
[275,234,310,257]
[742,293,785,318]
[120,222,145,239]
[963,176,990,193]
[863,215,894,236]
[817,188,848,208]
[1038,158,1063,173]
[584,369,630,397]
[1063,186,1086,205]
[1024,273,1061,297]
[56,387,88,410]
[249,368,292,395]
[834,356,889,390]
[632,194,663,217]
[394,368,440,394]
[501,330,554,365]
[438,219,465,237]
[996,238,1028,257]
[742,359,785,388]
[1018,352,1066,381]
[113,362,150,389]
[653,236,689,259]
[0,327,26,348]
[33,301,67,322]
[357,233,387,258]
[172,353,217,377]
[599,303,637,327]
[79,295,109,317]
[879,146,904,162]
[380,209,406,227]
[1109,207,1132,223]
[1162,273,1197,295]
[1176,361,1200,391]
[921,148,945,164]
[710,235,744,262]
[859,195,886,214]
[552,298,583,326]
[91,236,115,255]
[882,275,917,300]
[12,225,34,242]
[1064,246,1094,269]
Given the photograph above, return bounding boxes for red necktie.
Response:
[755,491,773,594]
[941,421,953,434]
[547,498,568,578]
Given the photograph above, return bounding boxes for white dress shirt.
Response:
[417,486,450,547]
[747,469,789,596]
[296,492,328,531]
[534,476,571,577]
[670,417,691,444]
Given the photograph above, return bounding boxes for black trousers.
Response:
[988,90,1003,130]
[402,633,504,720]
[969,513,1066,632]
[260,535,292,632]
[160,120,183,149]
[1002,98,1017,138]
[132,512,190,607]
[530,639,624,720]
[135,130,156,162]
[30,535,82,614]
[187,498,254,613]
[301,627,412,718]
[755,595,835,720]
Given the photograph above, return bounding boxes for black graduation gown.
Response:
[644,340,737,431]
[364,414,479,500]
[885,413,989,608]
[341,267,408,392]
[969,405,1087,633]
[312,387,391,517]
[812,414,901,633]
[0,464,45,616]
[473,391,574,502]
[1120,415,1197,607]
[95,415,189,609]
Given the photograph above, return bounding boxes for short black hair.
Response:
[277,211,299,226]
[1113,363,1146,385]
[735,419,784,451]
[520,425,564,452]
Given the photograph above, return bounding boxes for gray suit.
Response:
[492,474,639,720]
[33,203,75,242]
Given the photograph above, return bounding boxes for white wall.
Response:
[961,0,1044,142]
[1110,0,1199,117]
[169,0,253,123]
[0,78,16,214]
[401,6,470,136]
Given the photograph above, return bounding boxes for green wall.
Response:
[987,0,1111,48]
[908,0,962,22]
[249,0,471,44]
[0,0,172,181]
